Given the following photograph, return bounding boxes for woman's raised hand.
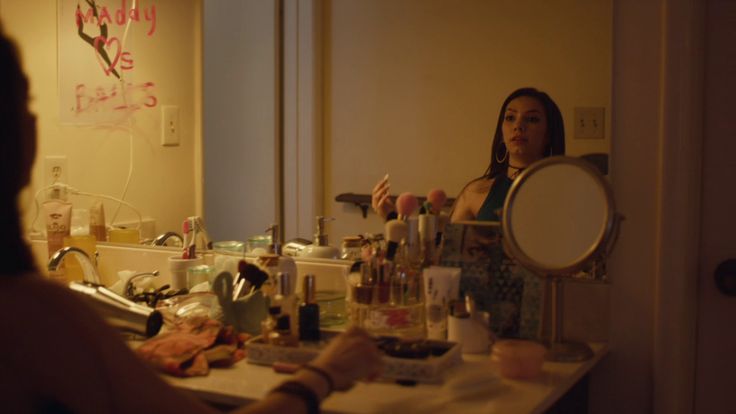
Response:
[371,174,395,220]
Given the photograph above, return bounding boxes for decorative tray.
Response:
[246,331,463,383]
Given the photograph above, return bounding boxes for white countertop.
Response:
[163,343,607,414]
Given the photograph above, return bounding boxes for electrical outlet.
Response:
[45,155,68,187]
[161,105,180,146]
[574,107,605,139]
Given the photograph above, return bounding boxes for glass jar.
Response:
[340,236,363,261]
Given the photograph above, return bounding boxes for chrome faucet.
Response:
[48,246,102,285]
[151,231,184,247]
[124,270,160,299]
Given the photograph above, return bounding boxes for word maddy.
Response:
[75,0,157,37]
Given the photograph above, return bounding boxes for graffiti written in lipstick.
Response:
[74,81,158,116]
[75,0,157,37]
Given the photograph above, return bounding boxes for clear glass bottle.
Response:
[273,272,297,334]
[256,254,280,298]
[261,305,282,340]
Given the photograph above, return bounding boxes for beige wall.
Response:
[323,0,612,242]
[2,0,202,238]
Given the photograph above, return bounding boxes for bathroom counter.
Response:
[163,343,608,413]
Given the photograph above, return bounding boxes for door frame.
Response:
[282,0,323,242]
[650,0,704,411]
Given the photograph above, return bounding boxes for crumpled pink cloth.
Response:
[136,316,248,377]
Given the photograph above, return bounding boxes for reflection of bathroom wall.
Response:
[203,0,278,242]
[323,0,612,242]
[3,0,202,237]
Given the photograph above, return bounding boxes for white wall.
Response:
[323,0,612,242]
[2,0,202,239]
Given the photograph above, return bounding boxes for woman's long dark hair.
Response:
[1,25,36,275]
[484,87,565,179]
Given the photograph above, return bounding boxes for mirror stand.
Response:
[546,276,594,362]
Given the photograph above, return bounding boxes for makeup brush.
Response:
[435,212,450,247]
[427,189,449,246]
[233,261,269,300]
[243,262,269,290]
[427,189,447,215]
[232,260,248,299]
[384,219,408,261]
[396,192,419,221]
[418,207,436,245]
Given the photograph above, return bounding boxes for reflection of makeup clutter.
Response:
[43,156,621,384]
[33,183,149,284]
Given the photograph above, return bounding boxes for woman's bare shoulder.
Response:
[450,177,494,222]
[463,177,494,194]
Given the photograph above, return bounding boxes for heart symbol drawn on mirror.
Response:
[93,36,122,77]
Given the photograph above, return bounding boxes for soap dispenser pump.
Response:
[265,223,282,255]
[301,216,340,259]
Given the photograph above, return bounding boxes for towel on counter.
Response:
[135,316,249,377]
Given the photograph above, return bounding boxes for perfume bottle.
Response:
[273,272,297,333]
[268,314,299,347]
[261,305,282,340]
[354,242,425,339]
[298,274,321,341]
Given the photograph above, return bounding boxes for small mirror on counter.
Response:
[501,155,622,362]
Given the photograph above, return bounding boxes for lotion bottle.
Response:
[301,216,340,259]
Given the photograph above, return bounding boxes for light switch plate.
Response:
[161,105,180,146]
[574,107,605,139]
[44,155,68,187]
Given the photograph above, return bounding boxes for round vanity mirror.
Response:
[501,156,620,362]
[502,156,616,275]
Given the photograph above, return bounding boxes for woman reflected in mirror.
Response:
[450,87,565,222]
[371,87,565,222]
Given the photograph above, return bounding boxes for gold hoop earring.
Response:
[495,144,508,164]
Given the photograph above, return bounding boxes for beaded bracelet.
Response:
[301,364,335,395]
[270,380,320,414]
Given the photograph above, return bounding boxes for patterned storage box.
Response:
[439,222,545,340]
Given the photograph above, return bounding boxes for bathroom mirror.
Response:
[204,0,613,244]
[8,0,611,255]
[501,155,621,361]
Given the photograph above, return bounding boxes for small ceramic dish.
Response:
[491,339,547,380]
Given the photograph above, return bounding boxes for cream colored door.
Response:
[694,1,736,411]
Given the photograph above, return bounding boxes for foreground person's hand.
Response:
[309,327,383,391]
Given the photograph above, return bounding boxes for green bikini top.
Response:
[476,175,513,222]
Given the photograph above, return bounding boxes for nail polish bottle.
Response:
[298,274,321,341]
